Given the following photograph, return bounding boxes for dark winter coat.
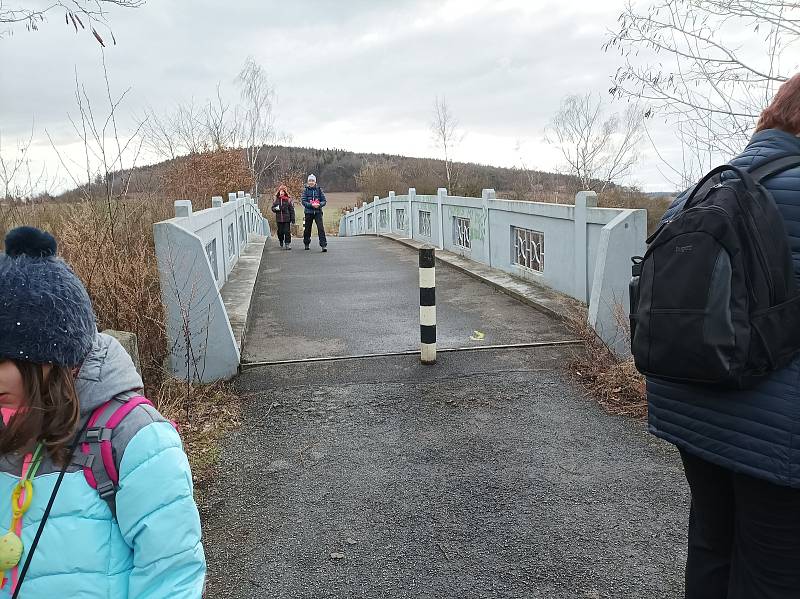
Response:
[648,128,800,488]
[272,194,295,224]
[301,185,327,215]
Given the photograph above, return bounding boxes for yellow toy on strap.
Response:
[0,443,43,588]
[0,480,32,584]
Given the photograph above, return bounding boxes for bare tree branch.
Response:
[140,84,242,162]
[546,93,645,193]
[430,96,464,193]
[0,0,141,42]
[605,0,800,184]
[237,57,277,200]
[0,123,54,201]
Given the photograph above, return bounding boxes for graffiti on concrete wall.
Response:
[449,206,487,242]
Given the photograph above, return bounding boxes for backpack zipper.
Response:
[644,205,732,258]
[648,200,775,302]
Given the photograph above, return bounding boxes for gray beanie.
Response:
[0,227,96,366]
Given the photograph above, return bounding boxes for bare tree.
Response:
[140,87,241,161]
[45,58,147,243]
[140,100,207,160]
[546,93,645,193]
[355,159,404,204]
[0,125,54,201]
[430,96,463,193]
[139,106,181,161]
[605,0,800,187]
[204,84,241,152]
[237,57,277,200]
[0,0,142,43]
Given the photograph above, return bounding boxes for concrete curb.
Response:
[221,234,269,355]
[382,234,579,323]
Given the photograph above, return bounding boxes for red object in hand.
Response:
[311,200,321,208]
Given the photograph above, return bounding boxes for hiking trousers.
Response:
[277,222,292,245]
[303,211,327,248]
[680,450,800,599]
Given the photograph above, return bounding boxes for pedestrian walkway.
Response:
[243,237,571,363]
[202,236,688,598]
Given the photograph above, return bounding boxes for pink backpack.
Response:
[77,395,176,515]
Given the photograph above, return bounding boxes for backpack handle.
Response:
[682,164,756,212]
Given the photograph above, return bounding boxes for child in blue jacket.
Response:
[0,226,205,598]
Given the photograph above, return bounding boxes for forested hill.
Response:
[52,144,585,203]
[257,145,575,195]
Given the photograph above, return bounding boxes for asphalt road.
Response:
[203,347,688,599]
[242,237,570,363]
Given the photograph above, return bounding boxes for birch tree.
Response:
[431,96,463,193]
[546,93,645,193]
[237,57,277,200]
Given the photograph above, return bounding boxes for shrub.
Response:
[355,159,404,203]
[598,187,673,236]
[163,149,251,207]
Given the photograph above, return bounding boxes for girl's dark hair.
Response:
[0,362,79,463]
[756,74,800,134]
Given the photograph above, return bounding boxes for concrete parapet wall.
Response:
[341,188,646,352]
[154,193,269,382]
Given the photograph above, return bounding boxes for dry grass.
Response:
[157,379,242,493]
[565,306,647,419]
[0,149,252,485]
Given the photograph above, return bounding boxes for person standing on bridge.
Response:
[0,226,205,598]
[272,184,296,250]
[645,75,800,599]
[301,174,328,252]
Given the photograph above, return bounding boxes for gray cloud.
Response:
[0,0,679,191]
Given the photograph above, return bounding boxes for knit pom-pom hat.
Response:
[0,226,96,366]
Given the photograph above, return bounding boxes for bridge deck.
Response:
[202,236,687,598]
[242,237,570,363]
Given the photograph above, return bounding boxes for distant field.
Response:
[321,192,359,235]
[324,191,360,209]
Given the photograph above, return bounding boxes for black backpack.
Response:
[630,155,800,387]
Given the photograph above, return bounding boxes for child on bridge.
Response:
[0,227,205,598]
[272,184,296,250]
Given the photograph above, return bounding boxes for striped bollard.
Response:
[419,247,436,365]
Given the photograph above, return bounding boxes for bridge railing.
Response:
[154,192,269,382]
[339,188,647,353]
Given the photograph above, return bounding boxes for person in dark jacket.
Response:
[301,174,328,252]
[649,75,800,599]
[272,185,295,250]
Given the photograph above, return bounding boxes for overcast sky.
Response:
[0,0,717,193]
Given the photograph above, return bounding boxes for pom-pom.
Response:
[4,227,57,258]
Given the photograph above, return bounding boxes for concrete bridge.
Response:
[153,191,687,598]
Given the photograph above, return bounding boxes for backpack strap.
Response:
[78,395,156,516]
[683,164,755,211]
[749,155,800,182]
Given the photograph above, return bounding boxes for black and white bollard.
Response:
[419,247,436,365]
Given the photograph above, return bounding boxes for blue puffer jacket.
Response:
[0,333,205,598]
[300,185,327,214]
[648,128,800,488]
